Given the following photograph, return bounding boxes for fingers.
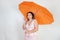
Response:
[24,18,27,22]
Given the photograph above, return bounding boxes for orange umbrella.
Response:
[18,1,54,24]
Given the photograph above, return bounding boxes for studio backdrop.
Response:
[0,0,60,40]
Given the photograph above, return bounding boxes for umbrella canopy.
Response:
[18,1,54,24]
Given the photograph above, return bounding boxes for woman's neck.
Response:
[29,19,33,21]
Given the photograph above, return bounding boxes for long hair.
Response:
[27,12,35,21]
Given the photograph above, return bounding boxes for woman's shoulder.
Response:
[33,19,38,25]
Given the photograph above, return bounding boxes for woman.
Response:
[22,12,38,40]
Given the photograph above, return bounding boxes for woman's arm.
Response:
[22,18,27,30]
[22,23,26,30]
[25,20,38,34]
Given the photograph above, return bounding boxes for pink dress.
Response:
[24,19,37,40]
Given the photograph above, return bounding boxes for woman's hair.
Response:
[27,12,35,21]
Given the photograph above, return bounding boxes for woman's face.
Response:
[27,13,32,20]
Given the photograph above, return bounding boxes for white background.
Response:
[0,0,60,40]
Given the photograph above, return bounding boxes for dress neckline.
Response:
[27,19,34,26]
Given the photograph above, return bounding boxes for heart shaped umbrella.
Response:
[18,1,54,24]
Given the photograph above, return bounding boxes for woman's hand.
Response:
[25,30,31,34]
[24,18,27,23]
[25,20,38,33]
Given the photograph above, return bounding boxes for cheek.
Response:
[30,15,32,18]
[28,15,32,18]
[28,15,30,18]
[28,14,32,18]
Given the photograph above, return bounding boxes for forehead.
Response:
[28,13,32,15]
